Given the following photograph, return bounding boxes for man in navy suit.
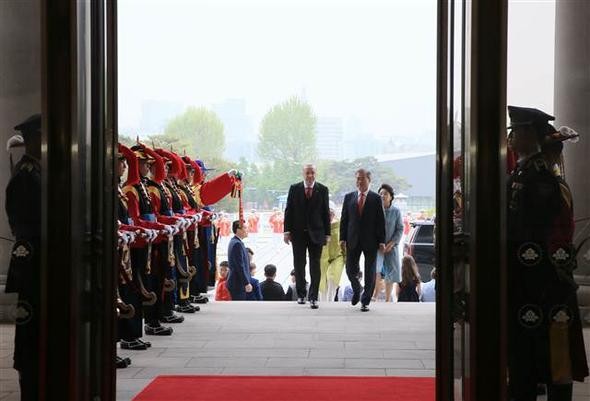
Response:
[340,169,385,312]
[227,220,253,300]
[283,164,331,309]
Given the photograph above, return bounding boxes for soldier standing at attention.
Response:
[506,106,588,401]
[5,114,41,401]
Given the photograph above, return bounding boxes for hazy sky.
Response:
[118,0,555,139]
[118,0,438,138]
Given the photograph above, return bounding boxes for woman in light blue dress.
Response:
[374,184,404,302]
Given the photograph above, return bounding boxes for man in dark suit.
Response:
[283,164,331,309]
[227,220,253,300]
[340,168,385,312]
[260,264,286,301]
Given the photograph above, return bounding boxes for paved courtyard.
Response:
[1,301,589,400]
[114,302,436,400]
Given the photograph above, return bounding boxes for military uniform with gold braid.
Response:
[123,145,175,335]
[5,114,41,401]
[506,106,588,401]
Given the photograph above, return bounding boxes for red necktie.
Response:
[305,187,312,199]
[358,192,365,214]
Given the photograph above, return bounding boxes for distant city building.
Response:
[316,117,344,160]
[342,137,382,159]
[139,100,183,135]
[212,99,257,161]
[377,152,436,212]
[339,117,385,159]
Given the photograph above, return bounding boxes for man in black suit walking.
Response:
[284,164,331,309]
[340,168,385,312]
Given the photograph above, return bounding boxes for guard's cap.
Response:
[130,145,155,162]
[196,159,214,172]
[508,106,556,140]
[14,114,41,138]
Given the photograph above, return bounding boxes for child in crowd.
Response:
[260,264,286,301]
[215,261,232,301]
[246,263,263,301]
[394,255,421,302]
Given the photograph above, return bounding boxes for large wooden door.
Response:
[436,1,508,400]
[40,1,117,399]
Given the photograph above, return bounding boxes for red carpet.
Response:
[133,375,435,401]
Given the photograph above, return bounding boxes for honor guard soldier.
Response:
[116,144,161,352]
[152,148,199,314]
[137,145,189,322]
[122,145,175,336]
[192,159,242,292]
[179,156,209,304]
[5,114,41,400]
[506,106,588,401]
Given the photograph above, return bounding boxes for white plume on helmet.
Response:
[6,134,24,152]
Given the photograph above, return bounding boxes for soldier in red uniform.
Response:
[247,209,260,233]
[122,145,177,335]
[269,208,284,234]
[135,146,192,319]
[217,213,231,237]
[193,159,242,289]
[154,149,201,314]
[116,145,161,350]
[176,156,209,304]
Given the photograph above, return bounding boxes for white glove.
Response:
[163,225,175,236]
[139,229,154,242]
[174,221,185,233]
[117,233,125,247]
[118,232,130,247]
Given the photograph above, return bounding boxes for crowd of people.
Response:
[213,164,437,309]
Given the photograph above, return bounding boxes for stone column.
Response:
[0,1,41,318]
[554,0,590,323]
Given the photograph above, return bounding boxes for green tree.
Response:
[257,96,317,166]
[117,134,135,147]
[152,106,225,163]
[317,157,410,202]
[205,157,240,213]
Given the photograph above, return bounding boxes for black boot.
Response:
[116,356,129,369]
[547,383,572,401]
[120,339,148,350]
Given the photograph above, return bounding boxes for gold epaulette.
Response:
[178,189,189,204]
[118,187,129,208]
[559,182,573,210]
[194,184,204,208]
[147,186,161,200]
[122,185,139,200]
